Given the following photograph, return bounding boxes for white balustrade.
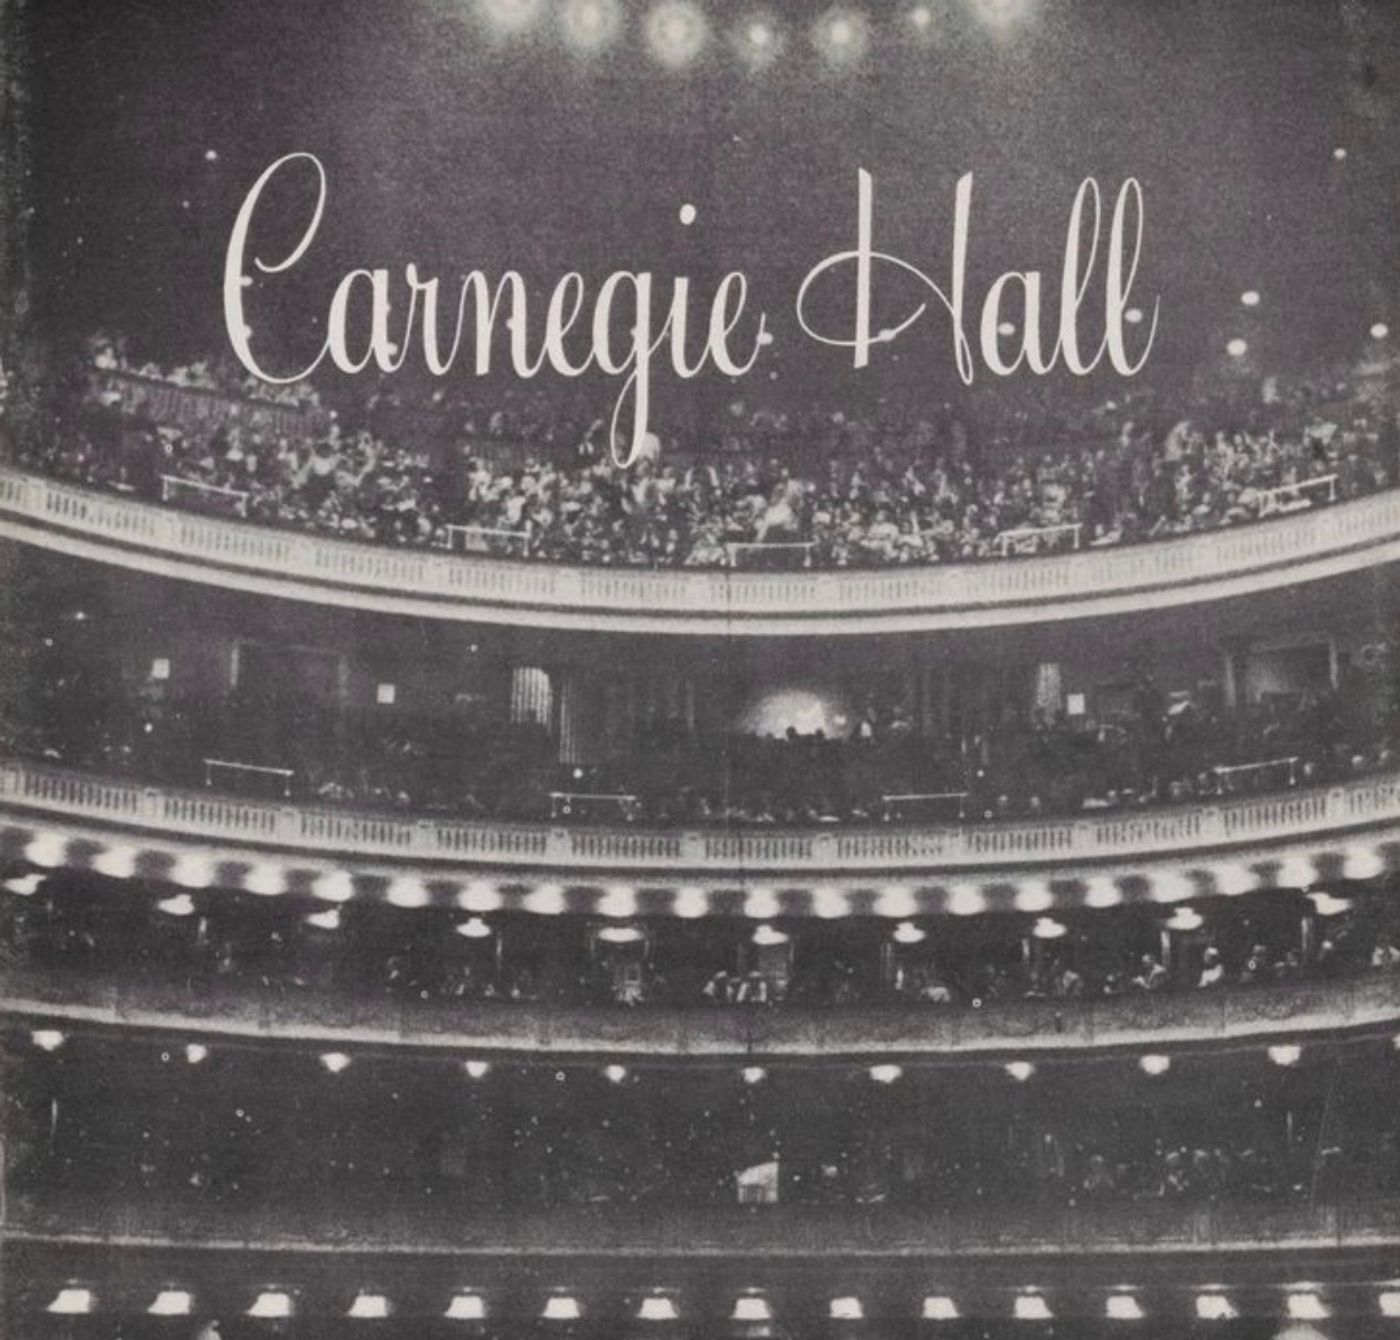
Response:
[3,758,1399,875]
[2,466,1399,631]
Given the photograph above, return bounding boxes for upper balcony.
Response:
[3,465,1399,635]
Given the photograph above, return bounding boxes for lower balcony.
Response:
[6,962,1400,1059]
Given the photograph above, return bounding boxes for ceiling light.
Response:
[1166,907,1203,932]
[184,1043,209,1065]
[1379,1291,1400,1318]
[1031,916,1067,940]
[32,1029,65,1052]
[1308,891,1353,917]
[247,1290,293,1319]
[604,1064,628,1084]
[893,921,926,944]
[320,1051,352,1074]
[869,1064,903,1084]
[638,1295,679,1321]
[155,893,196,917]
[1014,1293,1052,1320]
[1268,1044,1302,1067]
[305,907,341,931]
[47,1288,94,1315]
[3,872,44,896]
[830,1296,862,1319]
[1194,1291,1237,1321]
[1139,1054,1171,1076]
[464,1060,491,1079]
[445,1292,486,1320]
[1286,1291,1328,1320]
[543,1295,582,1320]
[751,923,789,946]
[148,1290,193,1316]
[314,871,355,903]
[456,916,493,939]
[386,877,430,909]
[1005,1061,1034,1082]
[597,925,644,944]
[732,1295,771,1321]
[348,1292,390,1319]
[922,1295,958,1319]
[742,1066,766,1085]
[1106,1293,1144,1320]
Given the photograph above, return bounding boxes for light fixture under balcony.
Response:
[543,1294,582,1320]
[829,1296,863,1319]
[184,1043,209,1065]
[742,1066,767,1085]
[320,1051,352,1074]
[247,1290,294,1319]
[445,1292,486,1320]
[1194,1290,1237,1320]
[751,923,789,946]
[47,1287,94,1315]
[1165,906,1203,932]
[305,907,342,931]
[456,915,493,939]
[638,1295,679,1320]
[32,1028,65,1053]
[1005,1061,1034,1082]
[148,1289,193,1316]
[1268,1044,1302,1068]
[922,1295,958,1319]
[869,1064,903,1084]
[1139,1054,1171,1077]
[1031,916,1067,940]
[463,1059,491,1080]
[732,1294,771,1322]
[1106,1292,1144,1320]
[1308,891,1353,917]
[347,1291,390,1319]
[1285,1290,1328,1321]
[1014,1292,1052,1320]
[597,924,645,944]
[892,921,926,945]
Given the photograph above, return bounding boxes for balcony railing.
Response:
[8,1192,1400,1260]
[5,963,1399,1058]
[2,466,1399,633]
[2,759,1398,890]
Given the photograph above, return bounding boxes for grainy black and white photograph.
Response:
[2,0,1400,1337]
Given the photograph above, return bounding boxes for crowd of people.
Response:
[4,580,1394,827]
[6,1029,1392,1214]
[6,868,1399,1014]
[14,337,1400,570]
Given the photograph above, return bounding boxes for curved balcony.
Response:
[6,963,1400,1059]
[3,759,1399,914]
[3,466,1399,634]
[8,1193,1400,1267]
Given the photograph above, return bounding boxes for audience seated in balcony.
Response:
[12,335,1398,571]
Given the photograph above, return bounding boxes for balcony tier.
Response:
[3,467,1400,634]
[5,965,1399,1059]
[3,760,1399,916]
[8,1195,1400,1273]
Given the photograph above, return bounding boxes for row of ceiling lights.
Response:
[44,1282,1394,1320]
[14,829,1388,913]
[23,1027,1318,1078]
